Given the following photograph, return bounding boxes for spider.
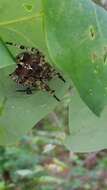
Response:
[6,42,65,102]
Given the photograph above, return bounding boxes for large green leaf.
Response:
[65,89,107,152]
[0,0,69,145]
[43,0,107,116]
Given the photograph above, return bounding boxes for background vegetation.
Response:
[0,101,107,190]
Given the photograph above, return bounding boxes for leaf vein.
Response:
[0,13,43,27]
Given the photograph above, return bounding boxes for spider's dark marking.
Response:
[6,42,13,46]
[31,47,38,52]
[6,41,65,101]
[20,45,25,49]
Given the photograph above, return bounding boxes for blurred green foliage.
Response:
[0,102,107,190]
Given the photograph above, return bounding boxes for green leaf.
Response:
[42,0,107,116]
[0,40,14,69]
[0,0,69,145]
[64,89,107,152]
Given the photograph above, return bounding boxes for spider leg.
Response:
[56,72,66,82]
[37,80,60,102]
[16,87,32,94]
[16,89,27,92]
[6,41,39,54]
[51,68,65,83]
